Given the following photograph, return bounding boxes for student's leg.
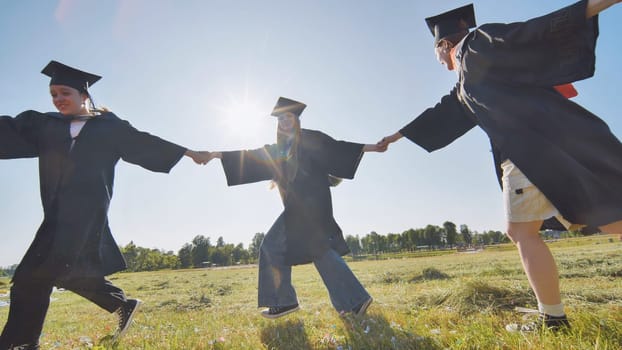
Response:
[501,160,565,318]
[58,277,126,313]
[257,214,298,308]
[0,279,54,349]
[58,277,141,339]
[506,220,564,315]
[313,249,371,314]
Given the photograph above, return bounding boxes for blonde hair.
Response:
[81,90,112,114]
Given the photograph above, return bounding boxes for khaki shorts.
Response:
[501,160,573,228]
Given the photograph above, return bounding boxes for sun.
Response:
[217,96,269,140]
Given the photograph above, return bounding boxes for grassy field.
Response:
[0,235,620,349]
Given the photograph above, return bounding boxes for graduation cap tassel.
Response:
[84,90,97,113]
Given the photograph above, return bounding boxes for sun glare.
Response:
[218,97,268,140]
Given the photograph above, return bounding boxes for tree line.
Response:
[118,221,511,272]
[2,222,582,276]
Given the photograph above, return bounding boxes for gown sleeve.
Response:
[468,0,597,86]
[399,87,477,152]
[304,130,364,180]
[116,120,187,173]
[220,145,279,186]
[0,110,40,159]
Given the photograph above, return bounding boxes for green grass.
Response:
[0,235,621,349]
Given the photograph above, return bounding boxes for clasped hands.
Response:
[184,150,219,165]
[375,132,403,151]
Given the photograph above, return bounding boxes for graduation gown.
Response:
[221,129,364,266]
[400,0,622,227]
[0,110,186,283]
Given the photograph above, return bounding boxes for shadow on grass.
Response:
[340,313,441,350]
[260,319,313,350]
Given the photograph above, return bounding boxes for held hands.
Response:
[363,143,388,153]
[376,132,403,150]
[185,150,214,165]
[185,150,224,165]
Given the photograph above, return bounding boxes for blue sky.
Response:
[1,0,621,267]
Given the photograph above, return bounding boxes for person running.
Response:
[208,97,383,319]
[379,0,622,331]
[0,60,209,350]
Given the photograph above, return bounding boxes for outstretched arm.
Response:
[0,112,40,159]
[587,0,621,18]
[217,147,276,186]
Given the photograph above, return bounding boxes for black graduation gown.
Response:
[221,129,364,266]
[400,0,622,227]
[0,110,187,283]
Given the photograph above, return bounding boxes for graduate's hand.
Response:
[377,132,403,150]
[363,143,387,153]
[587,0,622,18]
[185,150,212,165]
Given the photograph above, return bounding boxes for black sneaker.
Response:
[260,304,300,319]
[506,312,570,333]
[352,297,373,317]
[539,313,571,331]
[113,298,142,340]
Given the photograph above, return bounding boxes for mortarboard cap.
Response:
[270,97,307,118]
[41,60,101,92]
[425,4,476,46]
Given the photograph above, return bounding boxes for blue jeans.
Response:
[257,214,370,312]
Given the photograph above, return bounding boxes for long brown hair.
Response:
[272,116,301,192]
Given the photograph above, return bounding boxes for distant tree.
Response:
[460,224,473,246]
[476,232,491,245]
[401,228,419,250]
[191,235,211,267]
[345,235,362,256]
[361,231,380,254]
[423,225,442,248]
[216,236,225,248]
[386,233,402,252]
[360,235,369,254]
[443,221,458,248]
[2,265,17,277]
[369,231,382,253]
[121,241,139,271]
[488,230,508,244]
[232,243,250,264]
[178,243,193,268]
[248,232,265,261]
[210,246,232,266]
[120,244,180,272]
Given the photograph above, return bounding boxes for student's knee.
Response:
[506,221,543,244]
[506,227,526,244]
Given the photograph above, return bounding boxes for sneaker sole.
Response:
[114,299,143,340]
[260,305,300,319]
[355,297,373,317]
